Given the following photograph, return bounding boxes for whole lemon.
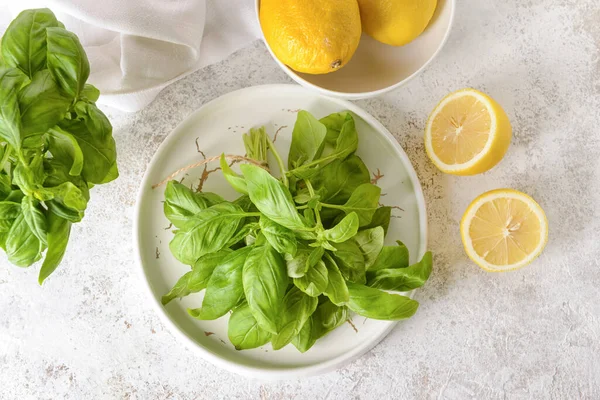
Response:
[260,0,362,74]
[357,0,438,46]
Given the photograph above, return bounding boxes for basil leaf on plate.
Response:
[163,181,222,229]
[323,256,349,306]
[294,260,328,297]
[188,247,252,320]
[220,153,247,194]
[332,240,366,284]
[292,300,348,353]
[242,244,288,333]
[161,250,232,305]
[311,155,370,205]
[363,206,392,235]
[288,110,327,169]
[353,226,385,269]
[368,240,410,272]
[169,202,245,265]
[240,163,305,231]
[335,183,381,226]
[368,252,433,292]
[228,303,272,350]
[324,212,359,243]
[347,282,419,320]
[271,286,318,350]
[259,215,297,256]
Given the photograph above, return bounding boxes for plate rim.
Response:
[133,84,428,380]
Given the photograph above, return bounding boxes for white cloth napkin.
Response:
[0,0,261,111]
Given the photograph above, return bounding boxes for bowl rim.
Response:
[133,84,428,380]
[254,0,457,99]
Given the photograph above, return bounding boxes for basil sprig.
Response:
[0,9,118,283]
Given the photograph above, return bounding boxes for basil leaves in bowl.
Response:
[134,84,428,379]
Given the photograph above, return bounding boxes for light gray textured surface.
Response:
[2,0,600,398]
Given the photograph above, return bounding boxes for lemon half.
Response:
[425,89,512,175]
[461,189,548,272]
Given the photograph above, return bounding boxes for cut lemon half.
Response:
[425,89,512,175]
[461,189,548,272]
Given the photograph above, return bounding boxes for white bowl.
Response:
[255,0,455,100]
[134,85,427,379]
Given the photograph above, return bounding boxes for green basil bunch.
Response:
[163,111,431,352]
[0,9,118,283]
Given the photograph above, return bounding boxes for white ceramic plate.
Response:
[255,0,455,99]
[134,85,427,379]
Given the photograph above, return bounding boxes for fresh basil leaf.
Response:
[81,83,100,102]
[188,247,252,320]
[332,116,359,160]
[59,102,118,184]
[291,300,348,353]
[311,155,370,204]
[338,183,381,226]
[347,282,419,320]
[220,153,247,194]
[317,300,348,337]
[353,227,385,269]
[233,194,254,212]
[46,27,90,98]
[259,215,297,256]
[42,159,89,222]
[0,201,20,232]
[13,155,46,195]
[288,110,327,169]
[368,241,409,271]
[303,208,316,227]
[319,111,352,148]
[225,222,258,249]
[323,256,349,306]
[1,8,59,78]
[324,212,359,243]
[47,126,84,176]
[294,260,328,297]
[38,213,71,284]
[40,181,88,211]
[169,202,245,265]
[240,163,305,230]
[0,68,27,149]
[18,70,71,138]
[332,240,366,284]
[363,206,392,235]
[0,173,11,198]
[271,287,318,350]
[21,195,47,245]
[368,252,432,292]
[291,312,320,353]
[161,250,232,305]
[228,302,273,350]
[242,244,288,333]
[163,181,221,229]
[288,115,358,179]
[5,212,44,267]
